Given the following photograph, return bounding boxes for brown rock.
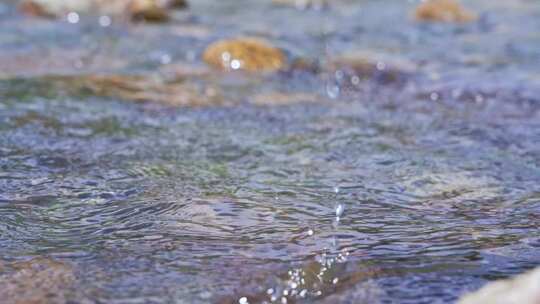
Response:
[44,74,225,107]
[18,0,178,22]
[414,0,477,23]
[129,0,169,22]
[0,258,76,304]
[251,92,320,106]
[458,267,540,304]
[203,37,286,72]
[329,51,417,85]
[159,0,187,9]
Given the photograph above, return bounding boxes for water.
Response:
[0,0,540,303]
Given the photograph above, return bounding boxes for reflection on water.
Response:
[0,0,540,303]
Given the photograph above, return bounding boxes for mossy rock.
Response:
[203,37,286,72]
[414,0,477,23]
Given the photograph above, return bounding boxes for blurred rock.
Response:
[251,92,320,106]
[0,257,76,304]
[203,37,286,72]
[272,0,328,10]
[18,0,185,22]
[45,74,225,107]
[458,267,540,304]
[129,0,169,22]
[328,51,417,86]
[414,0,477,23]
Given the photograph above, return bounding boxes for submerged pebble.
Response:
[203,37,286,72]
[0,258,76,304]
[414,0,477,23]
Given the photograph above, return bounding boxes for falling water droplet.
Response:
[326,82,340,99]
[335,203,344,218]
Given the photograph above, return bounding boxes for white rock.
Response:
[458,267,540,304]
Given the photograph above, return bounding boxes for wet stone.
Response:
[0,258,77,304]
[414,0,477,23]
[327,51,417,89]
[203,37,287,72]
[17,0,183,22]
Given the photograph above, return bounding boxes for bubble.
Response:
[281,297,288,304]
[99,15,111,27]
[160,54,172,65]
[333,186,340,194]
[299,289,307,297]
[475,94,484,103]
[307,229,314,236]
[332,277,339,284]
[351,75,360,85]
[267,288,274,295]
[221,52,231,62]
[430,92,439,101]
[376,61,386,71]
[230,59,241,70]
[67,12,80,24]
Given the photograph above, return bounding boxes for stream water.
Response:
[0,0,539,303]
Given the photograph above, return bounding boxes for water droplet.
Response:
[475,94,484,103]
[160,54,172,65]
[335,203,344,218]
[67,12,80,24]
[326,82,340,99]
[99,15,111,27]
[221,52,231,62]
[239,297,249,304]
[230,59,241,70]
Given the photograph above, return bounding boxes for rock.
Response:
[202,37,286,72]
[0,257,76,304]
[251,92,320,106]
[272,0,328,10]
[328,50,417,86]
[19,0,92,18]
[458,267,540,304]
[129,0,169,22]
[47,74,225,107]
[18,0,180,22]
[414,0,477,23]
[159,0,187,9]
